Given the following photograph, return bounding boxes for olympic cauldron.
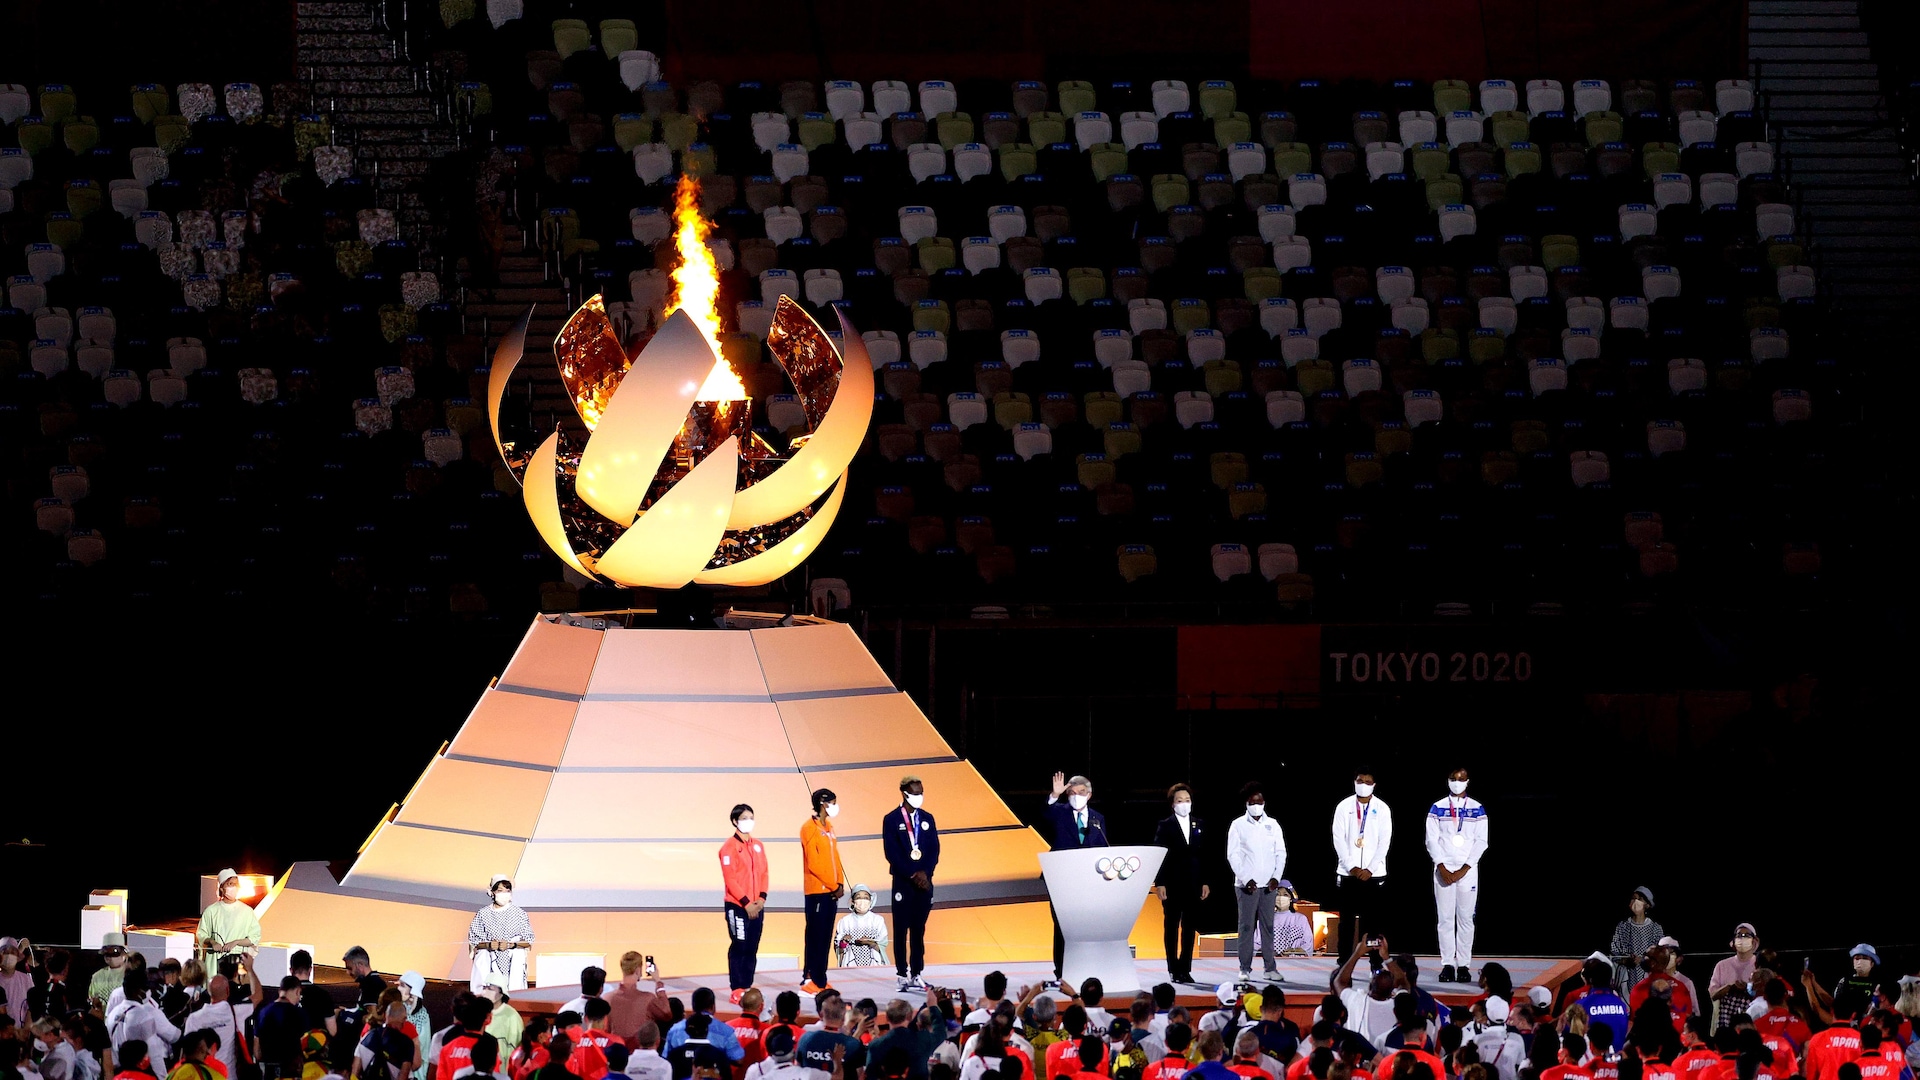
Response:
[486,294,873,589]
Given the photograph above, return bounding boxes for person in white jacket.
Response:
[1226,782,1288,984]
[1331,769,1391,958]
[107,975,181,1067]
[1425,766,1488,984]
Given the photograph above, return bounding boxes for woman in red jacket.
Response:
[719,804,769,1005]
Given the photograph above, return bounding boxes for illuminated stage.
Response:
[258,612,1145,980]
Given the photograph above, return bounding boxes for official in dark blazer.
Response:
[1152,782,1209,983]
[1043,771,1109,978]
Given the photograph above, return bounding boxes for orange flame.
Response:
[665,174,744,401]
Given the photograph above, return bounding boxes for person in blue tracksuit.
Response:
[882,774,939,992]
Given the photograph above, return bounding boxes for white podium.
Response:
[1038,845,1164,994]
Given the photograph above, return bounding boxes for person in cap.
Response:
[469,875,534,993]
[482,976,526,1060]
[883,775,939,992]
[1331,770,1392,959]
[197,870,264,979]
[0,937,32,1025]
[1228,782,1288,985]
[1708,927,1760,1031]
[1471,997,1525,1080]
[1608,888,1665,995]
[1656,939,1702,1020]
[832,885,889,968]
[1425,766,1488,985]
[741,1025,806,1080]
[399,972,431,1079]
[1836,947,1884,1010]
[1152,783,1209,986]
[89,934,133,1011]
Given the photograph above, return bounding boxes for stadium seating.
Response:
[0,19,1862,620]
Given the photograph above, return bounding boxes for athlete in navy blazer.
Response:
[1043,772,1109,978]
[883,774,939,989]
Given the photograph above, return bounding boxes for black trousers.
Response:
[725,901,764,989]
[803,891,836,984]
[891,877,931,976]
[1161,888,1200,978]
[1335,873,1385,957]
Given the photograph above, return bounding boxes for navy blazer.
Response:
[1040,799,1110,850]
[882,804,940,879]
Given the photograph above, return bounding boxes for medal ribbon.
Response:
[902,805,920,850]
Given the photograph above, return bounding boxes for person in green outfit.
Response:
[196,869,263,978]
[89,934,131,1010]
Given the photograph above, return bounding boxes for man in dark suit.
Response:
[1042,771,1109,979]
[1152,783,1209,983]
[883,773,939,992]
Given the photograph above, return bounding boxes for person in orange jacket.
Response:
[801,787,848,996]
[719,803,769,1005]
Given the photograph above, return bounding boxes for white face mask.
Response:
[905,793,924,809]
[1068,794,1088,811]
[493,891,511,906]
[852,898,872,914]
[1355,782,1375,798]
[1246,803,1264,818]
[1173,800,1191,817]
[825,803,839,818]
[736,818,755,834]
[1448,779,1469,795]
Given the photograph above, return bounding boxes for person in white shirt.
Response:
[626,1021,673,1080]
[831,885,889,968]
[33,1016,79,1080]
[108,976,181,1067]
[1472,997,1526,1080]
[182,973,262,1080]
[1226,782,1288,984]
[1331,769,1391,958]
[1331,938,1398,1046]
[558,965,608,1019]
[1424,767,1489,984]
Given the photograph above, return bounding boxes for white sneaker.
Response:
[897,975,912,991]
[905,974,927,991]
[1237,970,1252,985]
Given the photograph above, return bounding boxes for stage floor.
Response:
[509,954,1580,1020]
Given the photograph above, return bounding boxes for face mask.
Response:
[1068,794,1088,811]
[1173,801,1191,817]
[825,804,839,818]
[493,891,511,906]
[1355,782,1375,798]
[737,818,755,834]
[905,793,924,809]
[1448,779,1469,795]
[1246,803,1264,818]
[852,899,872,914]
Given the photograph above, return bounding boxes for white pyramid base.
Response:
[260,612,1118,980]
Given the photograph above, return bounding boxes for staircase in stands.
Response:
[292,1,462,240]
[463,224,577,433]
[1750,0,1920,325]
